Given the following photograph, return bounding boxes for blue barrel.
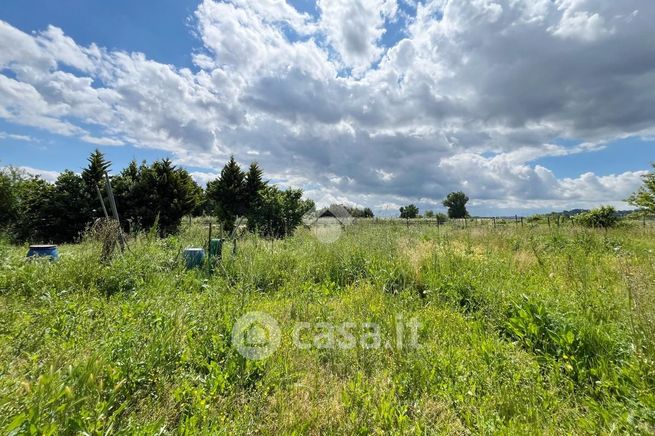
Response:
[27,245,59,260]
[183,248,205,269]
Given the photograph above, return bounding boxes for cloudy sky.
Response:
[1,0,654,215]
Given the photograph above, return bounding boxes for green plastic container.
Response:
[209,239,223,260]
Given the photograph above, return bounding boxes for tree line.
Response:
[0,150,315,243]
[400,191,469,220]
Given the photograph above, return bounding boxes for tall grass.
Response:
[0,221,653,433]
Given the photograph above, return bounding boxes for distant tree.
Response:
[424,210,434,218]
[628,163,655,214]
[443,191,469,218]
[399,204,419,219]
[574,206,619,228]
[345,206,374,218]
[435,212,448,224]
[206,156,247,232]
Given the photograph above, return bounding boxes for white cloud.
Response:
[0,0,654,214]
[13,166,60,183]
[318,0,397,75]
[0,131,34,141]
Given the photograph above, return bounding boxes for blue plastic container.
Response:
[183,248,205,269]
[27,245,59,260]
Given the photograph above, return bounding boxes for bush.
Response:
[574,206,619,228]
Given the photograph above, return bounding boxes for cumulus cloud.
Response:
[10,166,60,183]
[0,0,654,213]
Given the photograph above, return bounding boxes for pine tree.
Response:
[207,156,247,232]
[244,162,266,231]
[82,149,111,188]
[245,162,266,206]
[81,149,112,220]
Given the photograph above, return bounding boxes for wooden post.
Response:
[104,173,125,251]
[520,216,523,227]
[95,185,109,219]
[547,216,550,228]
[207,222,212,264]
[515,214,518,226]
[493,217,496,228]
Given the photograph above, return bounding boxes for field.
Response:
[1,220,654,434]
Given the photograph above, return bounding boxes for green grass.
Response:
[1,221,654,434]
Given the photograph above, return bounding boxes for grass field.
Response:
[1,220,654,434]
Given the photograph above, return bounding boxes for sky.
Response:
[0,0,654,216]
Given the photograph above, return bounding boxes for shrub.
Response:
[574,206,619,228]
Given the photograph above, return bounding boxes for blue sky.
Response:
[1,0,654,215]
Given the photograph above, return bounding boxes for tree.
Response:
[400,204,419,219]
[424,210,434,218]
[244,162,267,231]
[113,159,201,236]
[11,176,55,243]
[628,163,655,213]
[443,191,469,218]
[248,186,315,238]
[49,171,88,242]
[206,156,247,232]
[435,212,448,224]
[82,149,112,221]
[345,206,374,218]
[0,167,22,231]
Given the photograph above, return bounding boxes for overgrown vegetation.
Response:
[1,220,654,433]
[574,205,619,228]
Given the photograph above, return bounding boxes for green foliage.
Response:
[113,159,201,236]
[0,167,22,231]
[443,191,469,218]
[399,204,419,219]
[0,222,654,433]
[248,186,314,238]
[574,206,619,228]
[346,206,374,218]
[81,149,111,221]
[628,163,655,213]
[206,156,247,233]
[208,158,314,238]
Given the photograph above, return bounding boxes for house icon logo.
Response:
[302,204,354,244]
[231,312,281,360]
